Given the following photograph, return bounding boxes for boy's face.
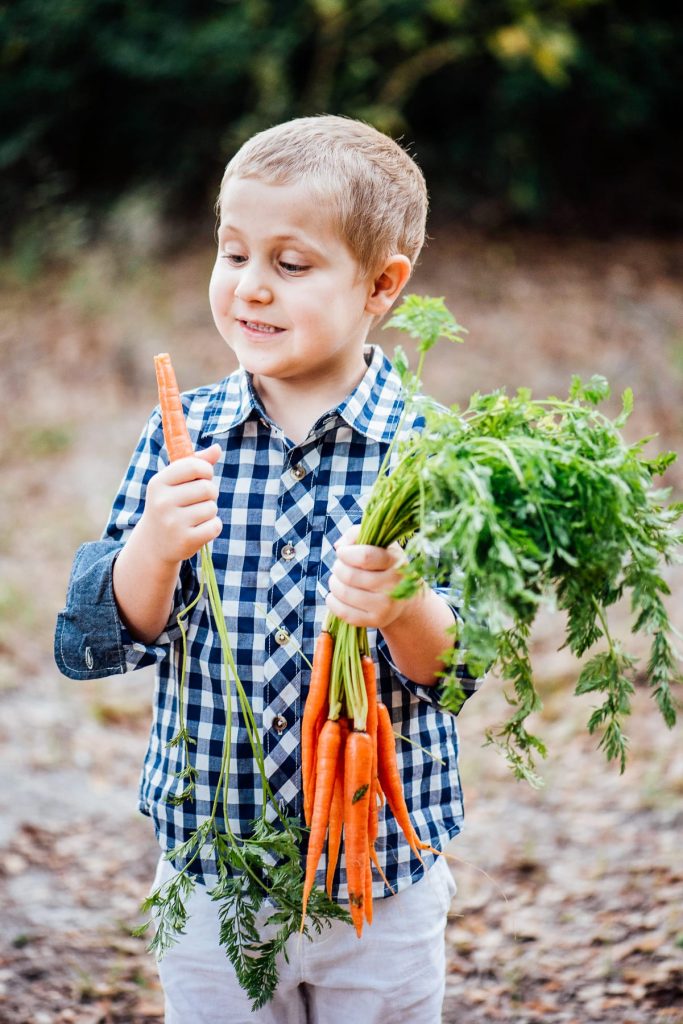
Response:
[209,177,375,391]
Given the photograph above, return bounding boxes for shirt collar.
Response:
[335,344,404,443]
[199,344,404,445]
[199,368,259,440]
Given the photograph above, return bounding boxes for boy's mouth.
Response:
[238,319,285,335]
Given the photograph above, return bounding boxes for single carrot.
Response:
[325,717,349,897]
[343,729,373,938]
[361,655,379,845]
[301,718,342,927]
[369,844,394,893]
[154,353,194,462]
[361,655,378,726]
[356,667,395,899]
[302,629,333,826]
[364,847,373,925]
[376,701,425,863]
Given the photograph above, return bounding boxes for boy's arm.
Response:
[112,526,183,645]
[325,529,457,687]
[112,445,222,644]
[375,585,455,686]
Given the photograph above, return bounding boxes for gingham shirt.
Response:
[55,345,481,899]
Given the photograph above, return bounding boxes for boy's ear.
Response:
[365,255,412,316]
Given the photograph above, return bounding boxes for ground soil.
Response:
[1,226,682,1023]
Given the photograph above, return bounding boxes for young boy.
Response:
[55,115,482,1023]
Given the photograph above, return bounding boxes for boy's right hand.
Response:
[138,443,223,564]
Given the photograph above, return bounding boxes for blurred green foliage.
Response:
[1,0,681,244]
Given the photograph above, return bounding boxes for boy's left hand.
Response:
[326,524,420,630]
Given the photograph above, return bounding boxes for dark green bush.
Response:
[1,0,681,240]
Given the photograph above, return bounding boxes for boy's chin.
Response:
[233,350,284,378]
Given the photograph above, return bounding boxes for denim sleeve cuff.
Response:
[55,539,127,679]
[54,539,193,680]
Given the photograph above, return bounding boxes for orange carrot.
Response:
[364,847,373,925]
[154,353,194,462]
[361,655,379,845]
[369,844,394,893]
[302,630,333,826]
[376,701,424,863]
[301,718,342,927]
[325,717,349,897]
[343,729,373,938]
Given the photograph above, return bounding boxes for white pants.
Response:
[153,854,456,1024]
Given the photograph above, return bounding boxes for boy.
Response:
[55,115,481,1023]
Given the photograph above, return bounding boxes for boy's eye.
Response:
[222,252,247,264]
[280,261,309,274]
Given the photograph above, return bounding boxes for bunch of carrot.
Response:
[300,626,435,937]
[297,304,464,935]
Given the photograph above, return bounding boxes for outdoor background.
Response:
[1,2,682,1022]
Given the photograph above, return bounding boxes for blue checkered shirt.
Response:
[55,345,482,899]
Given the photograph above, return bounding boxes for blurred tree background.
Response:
[2,0,682,271]
[2,4,683,1022]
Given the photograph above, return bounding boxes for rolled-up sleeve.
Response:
[55,539,127,679]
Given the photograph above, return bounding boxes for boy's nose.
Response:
[234,265,272,303]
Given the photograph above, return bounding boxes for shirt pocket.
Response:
[316,488,368,600]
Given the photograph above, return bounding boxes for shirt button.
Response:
[275,629,289,646]
[291,464,306,481]
[281,543,296,561]
[273,714,288,734]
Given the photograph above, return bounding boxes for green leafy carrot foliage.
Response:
[133,869,196,956]
[372,296,682,781]
[211,819,350,1010]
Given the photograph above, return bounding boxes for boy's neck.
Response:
[252,350,370,445]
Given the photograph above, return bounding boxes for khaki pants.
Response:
[153,854,456,1024]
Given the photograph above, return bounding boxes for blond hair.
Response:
[217,115,428,277]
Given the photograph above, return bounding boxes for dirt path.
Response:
[443,672,683,1024]
[1,660,681,1023]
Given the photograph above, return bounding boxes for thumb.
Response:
[196,443,222,465]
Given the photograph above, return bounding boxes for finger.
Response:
[188,516,223,546]
[334,523,362,550]
[196,443,222,464]
[331,559,402,595]
[174,478,220,508]
[334,543,398,572]
[327,572,384,617]
[324,591,372,629]
[163,454,217,484]
[183,499,220,528]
